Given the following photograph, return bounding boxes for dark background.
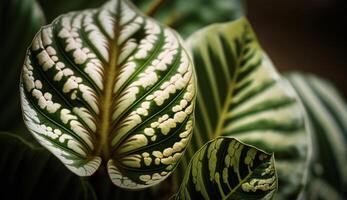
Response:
[247,0,347,98]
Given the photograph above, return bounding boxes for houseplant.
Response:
[0,0,346,199]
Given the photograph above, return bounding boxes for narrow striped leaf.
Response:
[0,132,154,199]
[175,17,311,199]
[286,73,347,197]
[20,0,196,189]
[0,0,45,134]
[174,137,277,200]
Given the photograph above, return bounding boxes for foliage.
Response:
[174,137,277,200]
[20,0,196,189]
[0,0,346,199]
[174,17,310,199]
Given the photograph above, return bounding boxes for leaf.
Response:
[286,73,347,197]
[174,17,311,199]
[20,0,196,189]
[306,178,344,200]
[0,0,45,134]
[0,132,154,199]
[173,137,277,200]
[133,0,246,37]
[38,0,107,23]
[38,0,246,38]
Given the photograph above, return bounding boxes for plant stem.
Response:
[146,0,166,16]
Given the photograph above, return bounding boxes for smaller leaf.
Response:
[174,137,277,200]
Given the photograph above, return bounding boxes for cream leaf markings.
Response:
[174,17,310,198]
[20,0,196,189]
[174,138,277,200]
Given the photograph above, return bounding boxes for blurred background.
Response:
[247,0,347,98]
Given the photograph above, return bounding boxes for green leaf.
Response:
[173,137,277,199]
[0,132,154,199]
[39,0,246,37]
[174,17,311,199]
[286,73,347,197]
[0,0,45,134]
[20,0,196,189]
[132,0,246,37]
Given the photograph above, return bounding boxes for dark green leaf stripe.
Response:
[174,17,311,199]
[0,0,45,133]
[286,73,347,196]
[20,0,196,189]
[174,137,277,200]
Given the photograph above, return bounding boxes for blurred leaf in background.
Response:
[38,0,106,22]
[133,0,246,37]
[38,0,246,37]
[0,0,45,137]
[286,73,347,199]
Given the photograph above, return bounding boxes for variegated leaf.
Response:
[174,17,311,199]
[174,137,277,200]
[286,73,347,197]
[20,0,196,189]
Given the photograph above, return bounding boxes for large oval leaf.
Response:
[0,0,45,134]
[286,73,347,198]
[174,137,277,199]
[174,17,311,199]
[20,0,196,189]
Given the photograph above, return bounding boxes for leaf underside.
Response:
[174,137,277,200]
[20,0,196,189]
[174,17,311,199]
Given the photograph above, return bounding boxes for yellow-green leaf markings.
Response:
[174,137,277,200]
[20,0,196,189]
[286,73,347,198]
[174,17,311,199]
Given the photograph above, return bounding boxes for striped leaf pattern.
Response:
[175,17,311,198]
[286,73,347,197]
[20,0,196,189]
[174,137,277,200]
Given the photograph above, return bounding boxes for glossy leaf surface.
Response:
[20,0,196,189]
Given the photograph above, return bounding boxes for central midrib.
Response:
[97,3,121,160]
[214,35,247,138]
